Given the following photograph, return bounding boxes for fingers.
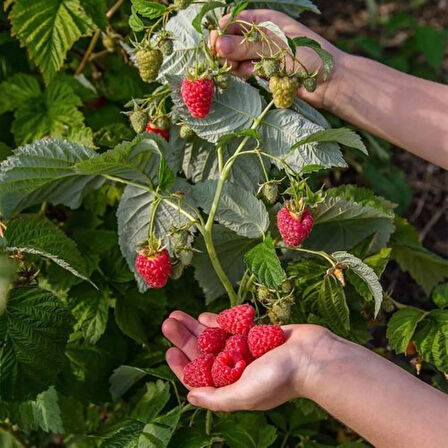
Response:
[165,347,190,388]
[198,312,219,327]
[187,380,252,412]
[162,317,201,360]
[169,310,205,336]
[213,35,266,62]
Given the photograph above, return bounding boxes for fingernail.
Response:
[218,36,234,55]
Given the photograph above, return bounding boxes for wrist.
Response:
[290,326,351,401]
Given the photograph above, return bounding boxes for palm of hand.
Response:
[162,310,330,412]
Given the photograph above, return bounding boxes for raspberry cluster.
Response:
[183,304,286,388]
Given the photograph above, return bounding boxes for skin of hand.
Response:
[209,9,346,110]
[210,9,448,169]
[161,310,333,411]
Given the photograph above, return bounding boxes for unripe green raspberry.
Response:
[262,58,280,77]
[130,110,148,134]
[170,261,184,280]
[179,248,193,266]
[260,182,278,205]
[281,278,293,294]
[269,300,292,325]
[180,124,195,140]
[155,116,170,130]
[303,77,317,93]
[102,35,116,53]
[215,73,230,90]
[269,75,299,108]
[257,285,275,304]
[136,48,163,82]
[174,0,192,9]
[159,38,174,56]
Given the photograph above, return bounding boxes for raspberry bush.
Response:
[0,0,447,446]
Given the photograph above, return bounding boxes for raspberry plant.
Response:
[0,0,447,446]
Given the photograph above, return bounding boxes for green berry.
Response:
[170,261,184,280]
[269,75,299,108]
[247,31,260,43]
[303,77,317,93]
[269,300,292,325]
[260,182,278,205]
[257,285,275,304]
[174,0,192,9]
[130,110,148,134]
[281,278,293,294]
[155,116,170,130]
[180,124,195,140]
[102,35,116,53]
[215,73,230,90]
[136,48,163,82]
[179,248,193,266]
[262,58,280,78]
[159,39,174,56]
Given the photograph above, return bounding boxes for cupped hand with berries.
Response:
[162,308,332,412]
[209,9,346,110]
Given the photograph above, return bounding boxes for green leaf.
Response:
[132,381,170,422]
[109,365,176,401]
[0,287,73,401]
[386,308,426,354]
[0,256,16,311]
[260,109,346,171]
[193,180,269,238]
[0,74,41,114]
[215,412,277,448]
[0,429,22,448]
[192,2,225,33]
[79,0,107,29]
[304,197,395,253]
[132,0,166,18]
[414,310,448,372]
[168,75,263,143]
[290,128,367,155]
[244,235,285,289]
[0,139,103,219]
[158,6,203,79]
[332,251,383,317]
[4,215,91,283]
[415,25,446,70]
[9,0,97,83]
[12,80,85,145]
[250,0,319,18]
[114,288,167,345]
[31,386,64,433]
[129,8,146,32]
[193,224,256,302]
[318,276,350,333]
[433,283,448,309]
[101,418,146,448]
[290,36,333,80]
[363,247,391,277]
[139,405,181,448]
[390,217,448,294]
[69,282,109,344]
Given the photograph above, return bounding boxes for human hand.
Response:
[162,310,333,411]
[209,9,347,110]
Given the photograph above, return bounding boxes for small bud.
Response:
[270,299,292,325]
[215,73,230,91]
[170,261,184,280]
[262,58,281,78]
[281,278,293,294]
[246,31,260,43]
[159,38,174,56]
[260,182,279,205]
[179,248,193,266]
[155,116,170,130]
[130,110,148,134]
[303,77,317,93]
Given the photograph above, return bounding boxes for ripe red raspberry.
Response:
[211,350,246,387]
[247,325,286,359]
[146,122,170,141]
[135,249,171,289]
[181,77,214,118]
[217,304,255,335]
[277,206,314,247]
[197,327,229,354]
[183,354,215,388]
[224,334,253,364]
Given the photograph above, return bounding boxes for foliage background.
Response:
[0,0,447,447]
